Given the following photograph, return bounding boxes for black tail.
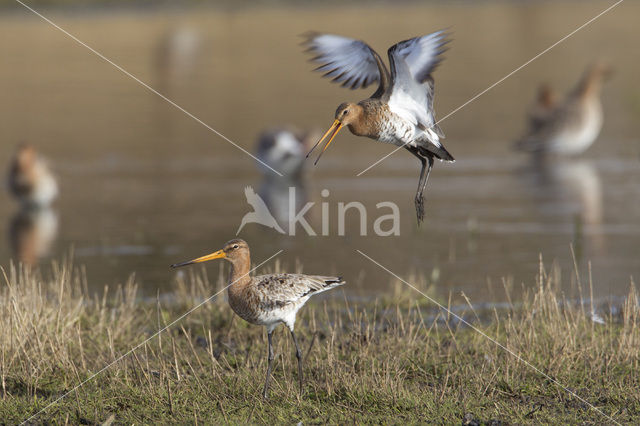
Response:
[419,144,454,162]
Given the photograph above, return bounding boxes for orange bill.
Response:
[171,249,226,268]
[310,119,343,165]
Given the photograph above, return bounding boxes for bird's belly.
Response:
[376,115,417,147]
[550,105,603,155]
[228,290,301,330]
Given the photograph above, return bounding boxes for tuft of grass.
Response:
[0,257,638,424]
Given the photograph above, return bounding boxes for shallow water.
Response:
[0,1,638,302]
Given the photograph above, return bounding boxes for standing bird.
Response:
[303,31,454,224]
[7,144,58,207]
[256,127,319,178]
[515,62,612,156]
[171,239,345,398]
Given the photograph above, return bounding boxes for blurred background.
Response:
[0,0,638,303]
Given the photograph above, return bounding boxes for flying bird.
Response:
[171,239,345,398]
[303,31,454,224]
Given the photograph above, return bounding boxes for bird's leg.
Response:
[290,329,303,395]
[407,148,433,225]
[416,155,434,221]
[414,156,427,224]
[262,330,275,399]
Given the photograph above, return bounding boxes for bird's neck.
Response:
[227,254,252,296]
[348,102,380,138]
[574,71,602,100]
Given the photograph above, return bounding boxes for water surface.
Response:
[0,1,638,303]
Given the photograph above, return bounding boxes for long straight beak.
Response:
[171,249,226,268]
[306,119,343,165]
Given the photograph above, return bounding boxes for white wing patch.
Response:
[387,31,448,146]
[387,55,439,145]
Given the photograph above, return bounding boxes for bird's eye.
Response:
[342,110,348,115]
[233,244,239,249]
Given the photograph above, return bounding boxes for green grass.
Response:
[0,258,638,424]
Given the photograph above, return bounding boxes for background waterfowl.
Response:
[515,62,612,156]
[256,127,319,178]
[7,144,58,208]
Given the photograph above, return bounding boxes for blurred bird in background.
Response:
[6,144,59,265]
[254,127,320,231]
[515,62,613,157]
[8,143,58,208]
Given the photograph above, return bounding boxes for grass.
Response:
[0,257,638,424]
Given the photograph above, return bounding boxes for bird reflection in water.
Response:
[6,144,59,266]
[9,207,58,267]
[254,128,319,231]
[514,62,611,257]
[529,158,605,256]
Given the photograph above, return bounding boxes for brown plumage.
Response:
[8,144,58,207]
[515,62,612,156]
[303,31,454,224]
[171,239,344,398]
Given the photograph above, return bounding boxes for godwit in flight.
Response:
[7,143,58,207]
[171,239,344,398]
[515,62,612,156]
[303,31,454,224]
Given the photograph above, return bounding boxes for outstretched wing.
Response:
[386,31,449,136]
[303,32,389,93]
[392,31,450,84]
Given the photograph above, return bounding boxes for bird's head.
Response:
[537,83,557,109]
[588,61,614,81]
[334,102,361,126]
[15,143,37,171]
[306,102,362,165]
[579,61,614,97]
[171,239,249,268]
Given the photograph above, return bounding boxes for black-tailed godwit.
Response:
[256,127,319,178]
[171,239,344,398]
[8,144,58,208]
[515,62,612,156]
[303,31,454,224]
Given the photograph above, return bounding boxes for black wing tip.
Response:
[326,276,345,284]
[438,147,455,162]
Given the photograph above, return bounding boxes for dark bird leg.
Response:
[290,329,303,395]
[263,330,275,398]
[407,147,434,225]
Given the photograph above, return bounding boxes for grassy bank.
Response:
[0,258,638,424]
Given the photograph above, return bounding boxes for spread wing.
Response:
[252,273,344,309]
[302,32,389,93]
[392,31,450,84]
[385,31,449,138]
